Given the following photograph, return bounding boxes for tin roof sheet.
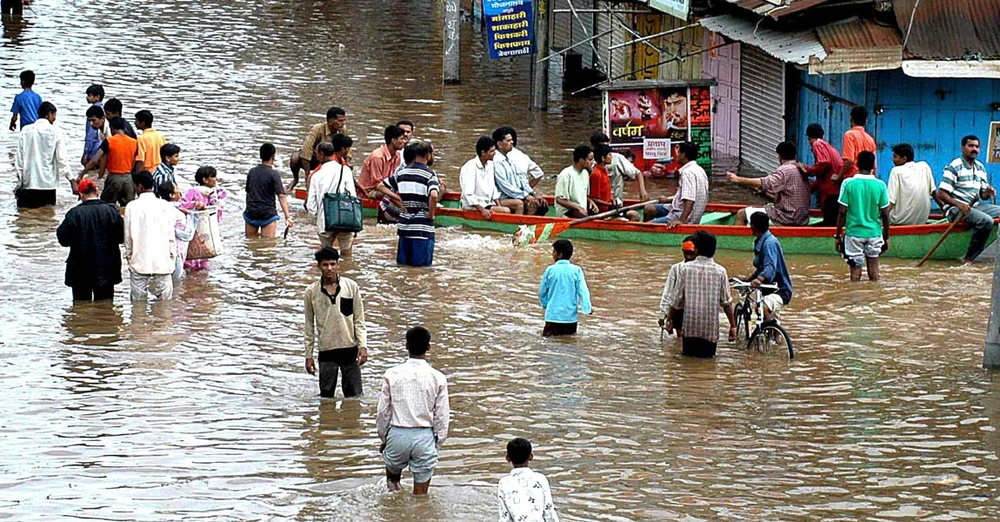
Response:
[894,0,1000,60]
[700,14,827,65]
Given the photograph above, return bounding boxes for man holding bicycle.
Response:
[741,212,792,322]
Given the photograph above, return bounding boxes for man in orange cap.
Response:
[56,178,124,301]
[658,236,698,336]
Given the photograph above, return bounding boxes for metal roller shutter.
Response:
[739,46,785,173]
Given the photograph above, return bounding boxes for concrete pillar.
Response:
[531,0,550,110]
[443,0,461,84]
[985,252,1000,369]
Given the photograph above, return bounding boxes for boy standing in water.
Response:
[9,70,42,131]
[658,237,697,336]
[498,438,559,522]
[538,239,592,336]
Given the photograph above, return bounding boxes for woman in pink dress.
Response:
[179,166,228,271]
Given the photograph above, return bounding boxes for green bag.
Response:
[323,164,363,233]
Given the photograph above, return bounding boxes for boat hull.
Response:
[433,202,995,260]
[294,189,993,260]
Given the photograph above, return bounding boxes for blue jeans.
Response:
[949,203,1000,260]
[397,237,435,267]
[650,203,679,224]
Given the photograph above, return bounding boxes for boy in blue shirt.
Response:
[9,70,42,131]
[538,239,592,336]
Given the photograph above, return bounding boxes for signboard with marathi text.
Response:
[484,0,535,59]
[648,0,690,21]
[603,82,713,175]
[989,122,1000,163]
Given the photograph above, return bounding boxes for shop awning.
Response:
[809,17,902,74]
[699,14,826,66]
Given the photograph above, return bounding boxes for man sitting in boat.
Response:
[590,131,648,204]
[643,141,708,227]
[460,136,516,220]
[360,125,406,224]
[886,143,935,226]
[555,145,598,219]
[493,127,549,216]
[289,107,347,191]
[590,144,639,221]
[727,141,811,227]
[935,134,1000,264]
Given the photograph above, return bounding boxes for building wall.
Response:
[794,69,1000,185]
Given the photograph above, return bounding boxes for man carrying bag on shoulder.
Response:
[306,135,362,257]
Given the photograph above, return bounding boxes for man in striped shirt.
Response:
[936,135,1000,264]
[377,142,440,267]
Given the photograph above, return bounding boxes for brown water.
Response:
[2,1,1000,520]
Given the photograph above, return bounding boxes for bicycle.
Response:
[731,278,794,359]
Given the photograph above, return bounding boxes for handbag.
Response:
[187,207,224,260]
[323,164,363,233]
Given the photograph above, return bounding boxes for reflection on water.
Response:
[2,0,1000,520]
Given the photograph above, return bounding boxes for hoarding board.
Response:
[484,0,535,59]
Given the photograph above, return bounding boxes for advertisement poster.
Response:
[648,0,691,21]
[484,0,535,59]
[989,121,1000,163]
[604,84,712,175]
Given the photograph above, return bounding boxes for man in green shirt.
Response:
[835,151,890,282]
[554,144,597,218]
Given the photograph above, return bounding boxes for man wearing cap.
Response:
[658,237,698,336]
[56,179,124,301]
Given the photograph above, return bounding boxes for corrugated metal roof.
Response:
[810,16,902,73]
[894,0,1000,60]
[729,0,834,19]
[700,14,826,65]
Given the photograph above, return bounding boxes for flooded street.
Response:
[2,1,1000,520]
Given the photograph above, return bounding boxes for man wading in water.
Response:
[303,247,368,398]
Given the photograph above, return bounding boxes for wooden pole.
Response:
[986,251,1000,369]
[531,0,549,110]
[443,0,461,84]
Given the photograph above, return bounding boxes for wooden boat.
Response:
[293,188,994,260]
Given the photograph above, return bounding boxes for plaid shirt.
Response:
[761,161,811,226]
[670,256,732,342]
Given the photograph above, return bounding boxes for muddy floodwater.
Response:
[2,1,1000,520]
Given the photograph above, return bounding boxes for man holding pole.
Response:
[935,135,1000,264]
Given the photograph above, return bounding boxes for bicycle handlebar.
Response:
[730,279,778,291]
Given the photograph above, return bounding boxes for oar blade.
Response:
[513,222,571,247]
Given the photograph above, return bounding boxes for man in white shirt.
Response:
[14,102,70,208]
[460,136,519,219]
[496,126,545,188]
[376,326,450,495]
[124,171,176,301]
[305,136,358,256]
[886,143,935,225]
[498,438,559,522]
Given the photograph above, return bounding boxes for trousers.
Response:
[318,347,362,398]
[129,269,173,301]
[950,203,1000,261]
[72,285,115,301]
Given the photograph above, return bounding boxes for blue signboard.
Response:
[484,0,535,59]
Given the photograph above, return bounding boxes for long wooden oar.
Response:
[513,199,662,247]
[915,207,968,267]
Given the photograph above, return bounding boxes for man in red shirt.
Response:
[590,144,639,220]
[835,106,876,182]
[799,123,844,225]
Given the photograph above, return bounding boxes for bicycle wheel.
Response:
[747,321,794,359]
[734,302,750,342]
